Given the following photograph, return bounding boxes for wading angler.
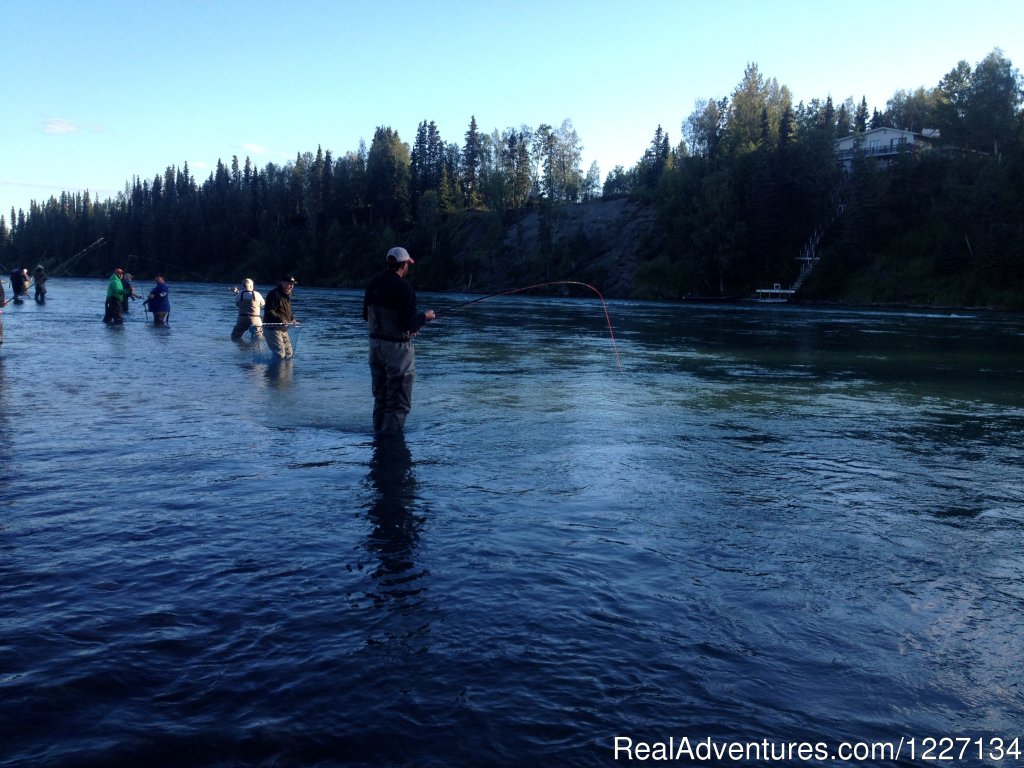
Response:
[362,246,435,435]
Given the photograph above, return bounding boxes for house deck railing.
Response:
[835,142,917,161]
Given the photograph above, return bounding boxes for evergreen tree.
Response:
[641,125,671,189]
[411,120,430,201]
[366,126,410,227]
[854,97,869,133]
[463,116,483,208]
[602,165,633,197]
[427,122,444,189]
[476,130,497,209]
[410,119,448,207]
[322,149,334,220]
[759,107,772,148]
[836,100,852,137]
[311,145,325,218]
[288,153,307,219]
[778,104,795,151]
[500,128,533,209]
[437,165,456,215]
[819,96,836,140]
[336,144,368,226]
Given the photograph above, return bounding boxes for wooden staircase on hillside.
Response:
[755,180,846,301]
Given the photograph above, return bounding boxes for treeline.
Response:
[1,49,1021,307]
[0,117,598,288]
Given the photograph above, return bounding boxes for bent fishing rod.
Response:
[434,280,622,371]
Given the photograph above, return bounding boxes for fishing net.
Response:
[247,323,300,362]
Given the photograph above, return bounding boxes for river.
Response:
[1,278,1022,766]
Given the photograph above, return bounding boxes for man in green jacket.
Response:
[103,268,126,324]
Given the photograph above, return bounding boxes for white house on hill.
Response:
[835,127,940,172]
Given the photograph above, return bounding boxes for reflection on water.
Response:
[366,434,425,601]
[265,357,294,387]
[0,359,9,511]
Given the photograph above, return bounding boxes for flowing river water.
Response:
[1,278,1022,766]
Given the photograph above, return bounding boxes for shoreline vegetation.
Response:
[2,51,1022,311]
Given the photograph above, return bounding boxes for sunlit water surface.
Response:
[1,279,1023,767]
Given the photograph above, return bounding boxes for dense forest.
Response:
[2,49,1022,308]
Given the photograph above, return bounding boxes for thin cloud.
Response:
[42,118,81,135]
[242,142,269,155]
[0,179,71,190]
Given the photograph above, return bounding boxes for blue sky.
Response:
[3,0,1021,225]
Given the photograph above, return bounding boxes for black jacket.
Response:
[363,270,427,342]
[265,286,294,324]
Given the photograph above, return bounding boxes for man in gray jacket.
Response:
[362,247,435,434]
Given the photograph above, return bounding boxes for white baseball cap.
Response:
[386,246,414,264]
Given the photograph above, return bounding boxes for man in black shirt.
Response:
[362,247,435,434]
[265,275,298,358]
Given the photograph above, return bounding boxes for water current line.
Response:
[435,280,622,371]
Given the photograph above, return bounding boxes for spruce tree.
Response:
[855,97,869,133]
[366,126,410,227]
[463,116,482,208]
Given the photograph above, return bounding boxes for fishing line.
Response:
[118,253,209,282]
[435,280,622,371]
